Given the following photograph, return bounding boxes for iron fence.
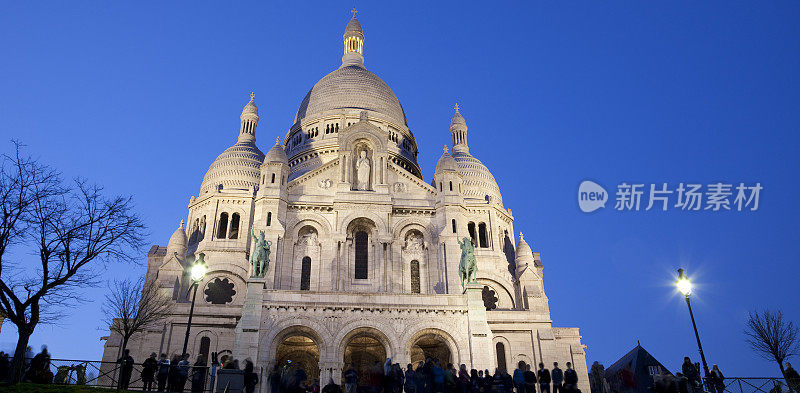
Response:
[22,357,220,392]
[714,377,795,393]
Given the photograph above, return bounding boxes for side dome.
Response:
[452,151,503,205]
[514,233,535,275]
[435,146,458,173]
[264,137,289,165]
[199,141,264,194]
[166,220,187,257]
[293,65,408,127]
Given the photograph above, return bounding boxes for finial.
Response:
[276,136,281,145]
[454,103,460,112]
[179,220,184,229]
[443,145,449,153]
[250,92,255,101]
[519,232,524,241]
[351,7,358,18]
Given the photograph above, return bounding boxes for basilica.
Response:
[101,12,589,392]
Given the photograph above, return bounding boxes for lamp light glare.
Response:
[191,263,207,282]
[676,268,692,297]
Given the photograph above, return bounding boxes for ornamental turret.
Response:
[239,92,259,143]
[450,103,469,154]
[341,8,364,67]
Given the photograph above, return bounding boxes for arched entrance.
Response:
[342,329,388,387]
[409,331,452,366]
[275,329,321,383]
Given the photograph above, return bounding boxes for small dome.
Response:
[199,141,264,194]
[451,105,466,126]
[166,220,187,257]
[452,150,502,205]
[264,137,289,165]
[435,146,458,174]
[514,232,534,270]
[345,16,363,34]
[242,93,258,117]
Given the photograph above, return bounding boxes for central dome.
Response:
[293,64,408,127]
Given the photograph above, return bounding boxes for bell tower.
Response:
[341,8,365,67]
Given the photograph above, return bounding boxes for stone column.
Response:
[464,283,493,371]
[233,278,265,364]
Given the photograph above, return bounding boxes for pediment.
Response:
[287,158,340,195]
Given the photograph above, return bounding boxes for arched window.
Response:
[271,173,276,184]
[478,223,488,248]
[467,222,477,245]
[217,213,229,239]
[496,342,507,372]
[451,219,457,234]
[410,260,420,294]
[354,231,368,279]
[300,257,311,290]
[199,337,211,365]
[200,216,206,240]
[266,212,272,227]
[449,181,453,191]
[229,213,240,239]
[439,182,442,191]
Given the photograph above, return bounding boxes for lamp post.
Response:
[182,253,208,357]
[676,268,710,385]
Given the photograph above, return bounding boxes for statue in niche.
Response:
[355,150,371,190]
[299,230,318,246]
[250,230,272,278]
[404,233,424,253]
[458,237,478,290]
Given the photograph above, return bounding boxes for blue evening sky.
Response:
[1,1,798,377]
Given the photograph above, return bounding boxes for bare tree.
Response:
[102,276,174,355]
[0,142,145,382]
[745,309,799,389]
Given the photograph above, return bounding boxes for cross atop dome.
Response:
[454,103,460,112]
[443,145,449,153]
[250,91,255,100]
[342,10,365,67]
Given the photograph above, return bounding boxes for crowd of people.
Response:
[298,358,582,393]
[6,346,800,393]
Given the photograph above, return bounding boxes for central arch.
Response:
[273,326,322,383]
[408,330,452,366]
[340,327,390,387]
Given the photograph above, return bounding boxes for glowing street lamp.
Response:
[182,253,208,357]
[676,268,710,386]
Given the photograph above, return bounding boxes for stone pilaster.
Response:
[233,278,266,363]
[464,282,493,371]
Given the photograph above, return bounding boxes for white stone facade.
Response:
[100,13,589,393]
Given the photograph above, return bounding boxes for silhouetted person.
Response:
[157,353,170,391]
[345,364,359,393]
[244,360,259,393]
[118,349,134,390]
[324,378,343,393]
[681,358,701,393]
[513,362,526,393]
[0,352,9,383]
[176,353,191,392]
[142,352,159,391]
[406,364,418,393]
[270,364,282,393]
[552,363,563,393]
[563,363,578,389]
[168,354,182,392]
[785,363,800,392]
[191,354,207,393]
[710,365,725,393]
[524,365,537,393]
[538,363,551,393]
